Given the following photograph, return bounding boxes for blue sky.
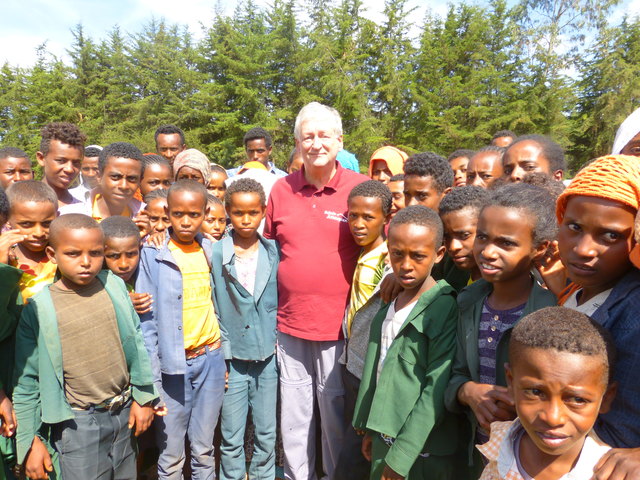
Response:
[2,0,639,67]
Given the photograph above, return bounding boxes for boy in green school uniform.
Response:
[353,205,461,479]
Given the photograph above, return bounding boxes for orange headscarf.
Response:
[367,146,408,178]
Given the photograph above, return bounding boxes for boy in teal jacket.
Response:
[13,214,157,480]
[353,205,460,479]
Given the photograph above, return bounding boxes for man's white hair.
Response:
[294,102,343,140]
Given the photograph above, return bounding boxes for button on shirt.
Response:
[264,162,368,341]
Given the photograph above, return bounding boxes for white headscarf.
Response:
[612,107,640,154]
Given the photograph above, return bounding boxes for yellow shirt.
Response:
[91,193,131,223]
[345,241,388,337]
[168,239,220,350]
[12,256,57,303]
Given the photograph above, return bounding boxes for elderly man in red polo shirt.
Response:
[264,102,368,479]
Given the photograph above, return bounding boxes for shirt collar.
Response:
[291,161,344,193]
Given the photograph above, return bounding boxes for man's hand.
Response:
[0,389,16,437]
[24,436,53,480]
[128,401,154,436]
[362,433,373,461]
[379,275,402,303]
[381,464,404,480]
[457,382,515,430]
[129,292,153,314]
[0,229,25,265]
[133,211,152,238]
[592,447,640,480]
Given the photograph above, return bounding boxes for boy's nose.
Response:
[574,234,597,258]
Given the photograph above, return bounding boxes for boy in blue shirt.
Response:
[211,178,279,480]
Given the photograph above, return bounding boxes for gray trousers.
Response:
[51,401,135,480]
[277,332,347,480]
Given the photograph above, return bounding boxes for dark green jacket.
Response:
[443,278,556,459]
[353,281,460,476]
[12,270,158,463]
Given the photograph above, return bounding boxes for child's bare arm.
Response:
[457,382,515,430]
[361,433,372,461]
[381,465,404,480]
[592,448,640,480]
[24,436,53,480]
[128,401,154,437]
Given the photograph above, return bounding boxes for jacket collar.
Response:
[156,229,212,270]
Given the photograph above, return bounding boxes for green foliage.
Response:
[0,0,633,173]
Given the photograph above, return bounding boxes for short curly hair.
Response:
[225,177,266,206]
[505,134,566,173]
[510,306,616,385]
[6,180,58,211]
[40,122,86,156]
[348,180,392,217]
[99,142,144,174]
[0,147,29,161]
[143,188,168,205]
[492,130,516,140]
[404,152,454,193]
[438,185,488,216]
[154,125,185,144]
[447,149,475,162]
[100,215,141,242]
[481,183,557,245]
[389,204,443,246]
[243,127,273,149]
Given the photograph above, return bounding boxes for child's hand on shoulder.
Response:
[146,230,167,249]
[592,447,640,480]
[128,401,154,437]
[24,436,53,480]
[534,240,567,297]
[0,229,25,265]
[382,464,404,480]
[458,381,515,430]
[129,292,153,314]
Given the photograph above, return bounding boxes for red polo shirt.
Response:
[264,163,368,341]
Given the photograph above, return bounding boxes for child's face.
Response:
[202,202,227,240]
[9,201,57,253]
[37,140,83,190]
[621,131,640,157]
[226,192,265,240]
[474,205,546,283]
[140,163,172,196]
[46,227,104,290]
[388,223,445,291]
[176,166,205,184]
[207,171,227,201]
[99,157,142,208]
[388,180,404,218]
[558,196,635,298]
[370,160,392,184]
[156,133,184,165]
[104,235,140,283]
[80,155,100,189]
[403,175,445,211]
[146,198,170,234]
[166,190,208,244]
[503,140,560,182]
[441,207,479,272]
[348,196,387,253]
[507,346,614,464]
[288,153,304,174]
[0,156,33,189]
[466,152,503,189]
[449,156,469,188]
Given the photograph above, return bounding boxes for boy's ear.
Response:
[505,363,514,394]
[45,245,57,264]
[599,381,618,414]
[260,204,266,219]
[36,151,45,167]
[434,244,446,264]
[204,205,210,216]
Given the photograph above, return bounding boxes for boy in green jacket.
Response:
[12,214,158,480]
[353,205,460,479]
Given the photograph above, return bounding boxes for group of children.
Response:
[0,115,639,480]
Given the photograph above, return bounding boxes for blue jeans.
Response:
[51,400,135,480]
[156,346,225,480]
[220,355,277,480]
